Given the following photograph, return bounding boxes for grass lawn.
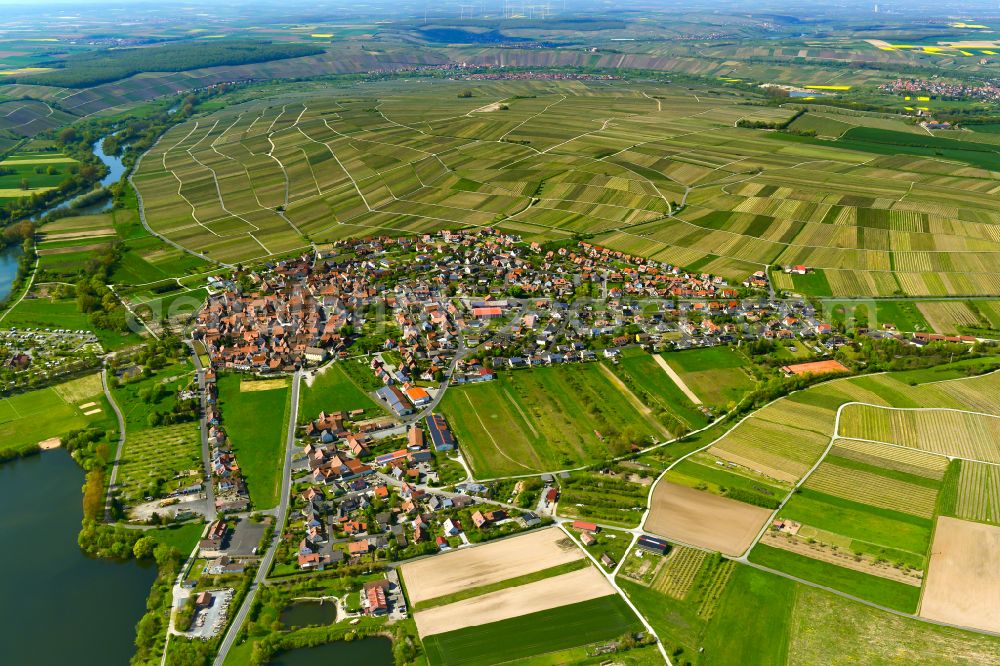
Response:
[217,373,290,510]
[700,565,795,665]
[780,489,932,556]
[663,347,755,408]
[438,364,658,477]
[112,362,191,430]
[298,362,384,422]
[875,300,930,333]
[748,544,920,613]
[0,383,114,457]
[790,269,833,297]
[149,522,205,554]
[615,349,708,429]
[422,595,643,666]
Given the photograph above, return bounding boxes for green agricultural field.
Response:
[779,489,932,559]
[438,364,662,477]
[787,584,1000,664]
[748,544,920,613]
[663,347,755,408]
[665,454,788,508]
[558,472,649,527]
[700,566,795,665]
[422,595,643,666]
[298,362,384,422]
[217,373,290,509]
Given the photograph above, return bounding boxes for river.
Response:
[0,135,126,302]
[35,137,126,219]
[0,451,157,665]
[0,242,22,303]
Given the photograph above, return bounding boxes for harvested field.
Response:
[240,378,289,392]
[400,527,582,605]
[413,566,614,637]
[645,481,773,556]
[921,517,1000,633]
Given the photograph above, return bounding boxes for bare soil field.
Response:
[920,516,1000,633]
[413,566,614,637]
[645,481,773,556]
[400,527,582,605]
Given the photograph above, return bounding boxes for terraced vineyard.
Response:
[838,405,1000,463]
[803,459,939,519]
[956,461,1000,525]
[131,81,1000,295]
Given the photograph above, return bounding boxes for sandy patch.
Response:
[80,401,97,409]
[83,408,102,416]
[414,566,613,637]
[38,437,61,450]
[240,378,289,392]
[654,354,702,405]
[920,516,1000,633]
[645,481,773,556]
[400,527,582,605]
[471,102,504,113]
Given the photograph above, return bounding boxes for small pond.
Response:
[280,600,338,628]
[268,636,393,665]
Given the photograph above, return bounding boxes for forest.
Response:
[16,40,325,87]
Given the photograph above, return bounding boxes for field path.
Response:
[598,363,673,440]
[503,387,539,438]
[653,354,703,405]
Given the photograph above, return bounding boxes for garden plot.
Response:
[118,422,201,502]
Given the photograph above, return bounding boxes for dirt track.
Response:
[645,481,772,556]
[413,566,613,637]
[400,527,582,605]
[920,516,1000,633]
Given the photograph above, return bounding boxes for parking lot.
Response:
[222,518,269,558]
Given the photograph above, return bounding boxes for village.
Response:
[191,228,853,382]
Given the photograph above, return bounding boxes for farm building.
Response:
[473,306,503,318]
[405,385,432,406]
[376,385,414,416]
[636,535,669,555]
[426,413,457,451]
[573,521,600,533]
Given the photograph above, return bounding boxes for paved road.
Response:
[102,365,127,522]
[188,341,217,521]
[213,371,301,666]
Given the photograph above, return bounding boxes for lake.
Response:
[0,451,157,665]
[280,600,338,628]
[268,636,394,666]
[0,242,23,304]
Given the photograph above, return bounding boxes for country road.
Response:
[213,371,300,665]
[102,365,127,522]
